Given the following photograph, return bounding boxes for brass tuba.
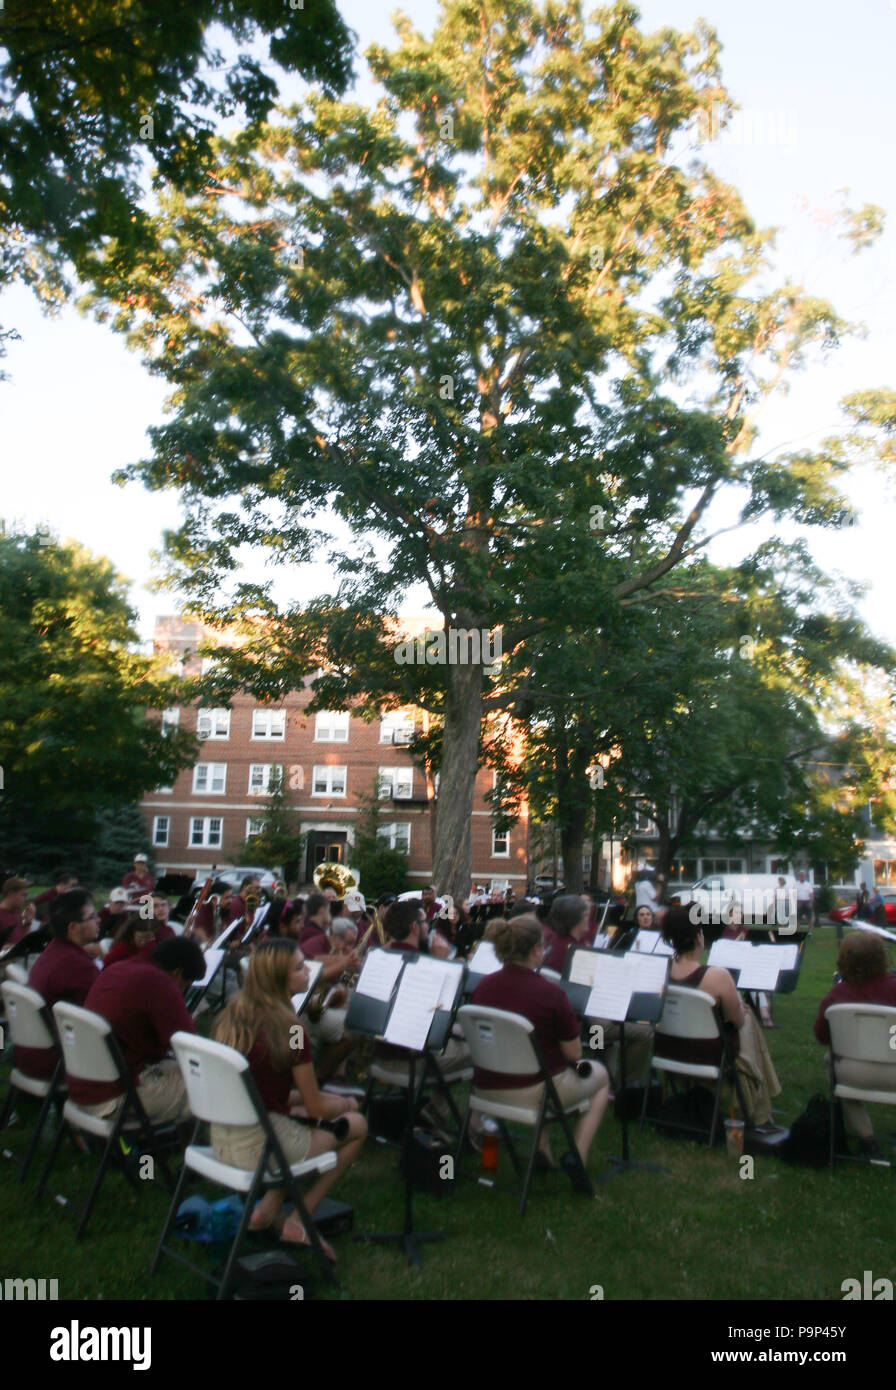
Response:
[312,862,359,898]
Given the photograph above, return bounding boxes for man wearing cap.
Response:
[122,854,155,899]
[0,877,28,947]
[98,888,131,940]
[32,870,78,924]
[342,889,370,935]
[67,937,204,1125]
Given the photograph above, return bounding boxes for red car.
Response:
[830,892,896,925]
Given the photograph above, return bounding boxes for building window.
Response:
[252,709,286,740]
[153,816,170,847]
[193,763,227,795]
[312,765,347,797]
[245,817,265,839]
[378,766,413,799]
[633,810,657,835]
[379,709,415,744]
[377,822,411,853]
[492,829,510,857]
[161,708,180,737]
[248,764,284,796]
[703,857,745,876]
[768,857,789,876]
[190,816,223,848]
[197,707,230,740]
[873,859,896,886]
[314,710,349,743]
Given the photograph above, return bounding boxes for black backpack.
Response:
[779,1092,847,1167]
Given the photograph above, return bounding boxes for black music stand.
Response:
[560,946,671,1182]
[348,951,462,1267]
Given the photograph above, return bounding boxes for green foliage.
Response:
[92,804,154,888]
[236,773,304,885]
[0,529,198,876]
[352,782,409,899]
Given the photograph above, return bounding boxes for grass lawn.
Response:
[1,925,893,1302]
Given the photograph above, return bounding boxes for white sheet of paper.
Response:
[291,960,323,1015]
[412,955,463,1011]
[632,930,661,954]
[854,921,896,945]
[197,948,224,988]
[775,944,799,971]
[592,934,610,952]
[210,919,241,951]
[568,949,599,987]
[469,940,503,976]
[623,952,668,994]
[584,955,633,1022]
[356,948,404,1001]
[736,946,783,991]
[383,964,444,1050]
[708,939,753,970]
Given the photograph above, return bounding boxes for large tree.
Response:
[0,0,353,375]
[90,0,890,900]
[0,530,197,877]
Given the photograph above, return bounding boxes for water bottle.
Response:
[480,1117,499,1172]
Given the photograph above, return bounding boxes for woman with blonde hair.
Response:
[212,938,366,1259]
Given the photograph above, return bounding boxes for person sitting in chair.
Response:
[814,931,896,1160]
[470,915,610,1188]
[658,906,781,1128]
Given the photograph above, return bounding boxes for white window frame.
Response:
[197,707,231,740]
[633,810,657,836]
[190,816,223,848]
[161,708,180,737]
[252,708,286,740]
[152,815,170,847]
[314,711,349,743]
[248,763,284,796]
[492,828,510,857]
[378,766,414,800]
[245,816,265,839]
[193,762,227,795]
[379,709,415,744]
[377,822,411,853]
[312,765,347,797]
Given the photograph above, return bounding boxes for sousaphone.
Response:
[312,862,360,897]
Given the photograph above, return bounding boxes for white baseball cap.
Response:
[343,891,366,913]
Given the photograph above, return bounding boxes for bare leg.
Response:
[573,1075,610,1164]
[301,1113,367,1215]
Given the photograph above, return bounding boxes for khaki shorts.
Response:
[477,1062,608,1111]
[305,1007,347,1050]
[78,1059,191,1125]
[211,1111,313,1171]
[374,1036,471,1083]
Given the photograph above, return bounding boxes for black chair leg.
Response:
[19,1091,56,1183]
[217,1166,266,1301]
[498,1121,521,1176]
[75,1135,118,1240]
[0,1082,17,1132]
[454,1102,471,1179]
[34,1110,67,1203]
[519,1127,541,1217]
[150,1158,192,1275]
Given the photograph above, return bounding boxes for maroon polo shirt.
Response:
[298,921,330,960]
[471,963,580,1088]
[20,938,101,1080]
[248,1025,312,1116]
[814,972,896,1046]
[66,959,196,1106]
[98,906,129,939]
[228,894,248,924]
[0,907,25,947]
[32,888,61,923]
[122,871,156,894]
[103,924,176,970]
[543,933,575,974]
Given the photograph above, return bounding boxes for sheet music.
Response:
[210,919,241,951]
[736,945,784,991]
[584,955,633,1022]
[412,955,463,1011]
[355,948,404,1001]
[708,939,753,970]
[468,940,503,976]
[623,952,668,994]
[775,944,799,971]
[196,948,224,988]
[291,960,323,1015]
[631,930,660,954]
[592,934,610,952]
[241,903,270,944]
[568,949,599,987]
[382,963,444,1050]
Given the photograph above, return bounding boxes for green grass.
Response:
[1,926,893,1301]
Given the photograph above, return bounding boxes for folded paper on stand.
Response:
[584,956,633,1022]
[736,945,786,991]
[383,964,445,1050]
[623,951,669,994]
[569,949,599,988]
[291,960,323,1014]
[356,948,404,1001]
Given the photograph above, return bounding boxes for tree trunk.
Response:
[554,718,593,895]
[560,816,586,894]
[431,659,484,901]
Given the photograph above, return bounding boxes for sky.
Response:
[1,0,894,649]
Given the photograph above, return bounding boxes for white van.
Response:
[674,873,798,928]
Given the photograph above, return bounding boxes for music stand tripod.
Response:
[599,999,671,1184]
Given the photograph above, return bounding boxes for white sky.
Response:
[1,0,894,648]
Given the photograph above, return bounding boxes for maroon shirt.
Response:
[98,906,130,939]
[122,871,156,895]
[32,887,61,923]
[103,924,175,970]
[247,1025,312,1116]
[67,959,196,1105]
[22,939,101,1080]
[298,922,330,960]
[0,907,25,947]
[814,972,896,1046]
[228,894,248,924]
[543,933,575,974]
[471,963,580,1088]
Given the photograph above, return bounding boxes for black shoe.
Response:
[560,1151,594,1196]
[858,1137,886,1161]
[534,1151,559,1175]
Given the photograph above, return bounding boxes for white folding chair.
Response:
[4,962,29,984]
[454,1004,593,1214]
[640,985,749,1146]
[539,968,563,983]
[0,982,66,1182]
[35,1002,178,1238]
[826,1003,896,1170]
[151,1032,338,1298]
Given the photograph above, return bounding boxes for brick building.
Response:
[140,617,529,891]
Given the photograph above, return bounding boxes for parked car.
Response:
[189,866,281,896]
[671,872,798,926]
[830,893,896,925]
